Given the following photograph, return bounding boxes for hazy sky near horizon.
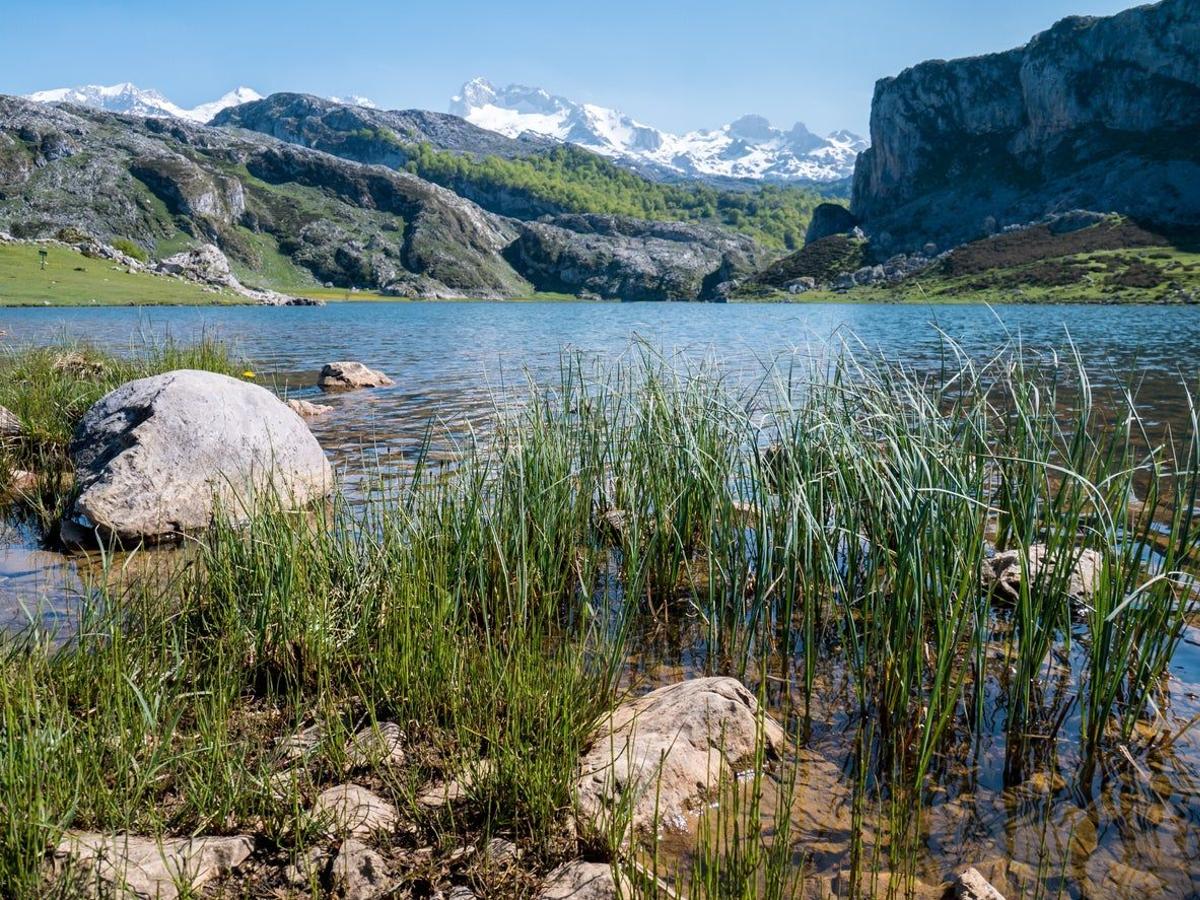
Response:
[2,0,1138,135]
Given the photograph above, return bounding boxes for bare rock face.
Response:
[153,244,319,306]
[52,831,252,899]
[538,861,630,900]
[62,370,333,545]
[318,361,395,391]
[505,214,767,302]
[982,543,1104,606]
[312,784,398,838]
[851,0,1200,252]
[576,677,785,840]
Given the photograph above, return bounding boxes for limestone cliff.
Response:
[851,0,1200,252]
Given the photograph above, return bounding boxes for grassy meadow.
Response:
[0,243,248,307]
[0,340,1198,896]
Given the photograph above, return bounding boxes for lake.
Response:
[3,300,1200,896]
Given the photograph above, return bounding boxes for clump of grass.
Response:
[108,238,149,264]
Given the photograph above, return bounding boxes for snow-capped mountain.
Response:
[25,82,263,122]
[449,78,866,183]
[329,95,378,109]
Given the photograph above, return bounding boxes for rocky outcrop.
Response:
[804,202,859,243]
[153,244,320,305]
[62,370,333,545]
[0,96,532,299]
[506,215,766,301]
[576,677,784,840]
[53,831,252,899]
[851,0,1200,253]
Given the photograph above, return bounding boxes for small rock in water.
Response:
[318,361,394,391]
[287,398,335,418]
[331,838,390,900]
[956,866,1006,900]
[981,543,1103,606]
[538,860,629,900]
[312,784,398,838]
[7,469,38,496]
[52,831,252,900]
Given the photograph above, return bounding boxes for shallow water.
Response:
[4,300,1200,894]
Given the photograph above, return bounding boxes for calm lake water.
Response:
[4,300,1200,896]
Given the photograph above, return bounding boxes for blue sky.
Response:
[2,0,1138,135]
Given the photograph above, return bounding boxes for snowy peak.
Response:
[450,78,867,183]
[25,82,263,122]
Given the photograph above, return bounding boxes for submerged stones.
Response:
[52,831,253,899]
[956,867,1007,900]
[61,370,333,545]
[982,543,1104,606]
[318,361,394,391]
[576,676,784,841]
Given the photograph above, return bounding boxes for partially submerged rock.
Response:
[982,543,1104,606]
[52,831,252,899]
[537,860,630,900]
[318,361,395,391]
[312,784,398,838]
[956,867,1007,900]
[576,677,784,840]
[62,370,333,546]
[286,398,335,418]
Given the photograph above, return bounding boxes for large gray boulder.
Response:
[62,370,333,545]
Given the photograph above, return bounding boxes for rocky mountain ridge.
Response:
[450,78,866,184]
[0,96,763,301]
[849,0,1200,253]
